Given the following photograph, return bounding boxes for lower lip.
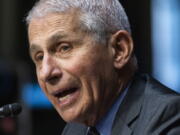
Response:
[57,89,80,108]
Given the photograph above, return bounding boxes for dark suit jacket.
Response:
[61,74,180,135]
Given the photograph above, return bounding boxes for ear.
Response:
[110,30,134,69]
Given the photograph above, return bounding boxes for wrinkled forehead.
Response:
[28,9,83,41]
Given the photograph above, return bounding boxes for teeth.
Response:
[58,95,70,102]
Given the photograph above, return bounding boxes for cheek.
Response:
[37,78,56,105]
[63,55,100,93]
[38,79,47,94]
[62,56,96,77]
[36,70,49,95]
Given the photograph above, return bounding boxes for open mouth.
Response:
[53,87,78,102]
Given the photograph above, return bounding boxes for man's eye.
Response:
[35,53,43,62]
[57,43,72,53]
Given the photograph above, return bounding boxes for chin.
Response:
[60,114,81,123]
[57,108,80,122]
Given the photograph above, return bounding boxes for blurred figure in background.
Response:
[26,0,180,135]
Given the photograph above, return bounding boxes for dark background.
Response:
[0,0,151,135]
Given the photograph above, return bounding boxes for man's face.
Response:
[28,11,118,125]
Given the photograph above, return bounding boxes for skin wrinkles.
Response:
[28,9,130,126]
[29,31,84,62]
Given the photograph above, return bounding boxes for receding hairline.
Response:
[26,0,131,33]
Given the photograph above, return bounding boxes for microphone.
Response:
[0,103,22,118]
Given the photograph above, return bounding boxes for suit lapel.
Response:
[112,118,132,135]
[112,74,147,135]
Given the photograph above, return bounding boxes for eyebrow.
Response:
[47,31,68,46]
[29,44,42,58]
[29,31,68,57]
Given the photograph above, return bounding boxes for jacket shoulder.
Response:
[135,74,180,134]
[143,74,180,109]
[144,74,180,97]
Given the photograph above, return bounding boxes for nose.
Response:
[39,55,62,85]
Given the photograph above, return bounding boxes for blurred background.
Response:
[0,0,179,135]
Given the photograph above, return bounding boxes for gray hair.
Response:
[26,0,137,72]
[26,0,131,42]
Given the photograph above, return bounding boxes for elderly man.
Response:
[26,0,180,134]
